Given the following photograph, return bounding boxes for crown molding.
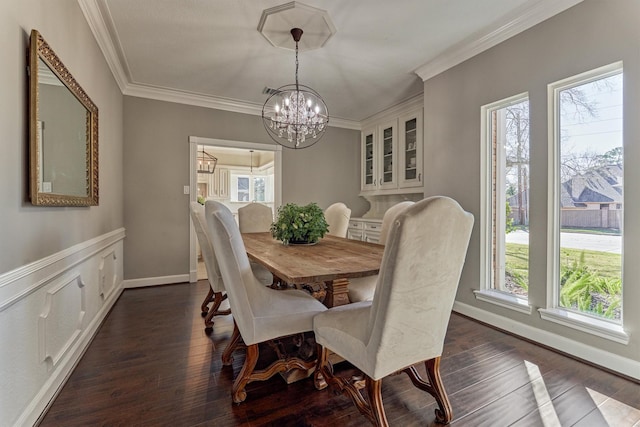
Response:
[361,94,424,129]
[124,83,361,130]
[78,0,129,93]
[414,0,584,82]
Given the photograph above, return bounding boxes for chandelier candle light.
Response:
[262,28,329,149]
[197,146,217,174]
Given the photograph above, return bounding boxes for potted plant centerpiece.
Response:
[271,202,329,245]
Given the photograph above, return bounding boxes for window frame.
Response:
[541,61,628,343]
[477,92,532,314]
[230,172,272,203]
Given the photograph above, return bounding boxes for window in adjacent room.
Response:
[548,63,623,324]
[230,174,272,203]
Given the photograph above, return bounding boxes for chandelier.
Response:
[197,146,217,174]
[262,28,329,149]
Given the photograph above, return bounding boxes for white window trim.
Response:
[539,308,629,345]
[473,289,532,314]
[545,61,625,339]
[478,92,532,313]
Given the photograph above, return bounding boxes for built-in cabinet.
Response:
[198,167,229,199]
[347,218,383,243]
[361,103,423,195]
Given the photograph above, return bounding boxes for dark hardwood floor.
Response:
[39,281,640,426]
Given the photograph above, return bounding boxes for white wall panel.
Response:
[0,229,125,427]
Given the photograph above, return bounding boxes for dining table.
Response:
[241,232,385,307]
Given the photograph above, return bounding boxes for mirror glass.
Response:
[29,30,98,206]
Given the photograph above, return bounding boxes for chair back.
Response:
[324,202,351,237]
[238,203,273,233]
[205,200,267,344]
[367,196,473,379]
[378,201,415,246]
[190,202,224,292]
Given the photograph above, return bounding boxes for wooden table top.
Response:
[241,232,384,284]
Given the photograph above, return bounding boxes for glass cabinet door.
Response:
[399,108,423,188]
[378,119,397,189]
[361,128,377,191]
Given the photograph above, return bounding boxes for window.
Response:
[479,94,531,311]
[230,173,272,203]
[548,63,623,325]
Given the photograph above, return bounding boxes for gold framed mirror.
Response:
[28,29,99,206]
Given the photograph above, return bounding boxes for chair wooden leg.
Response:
[230,336,317,404]
[232,343,259,403]
[403,357,453,424]
[222,322,242,366]
[366,377,389,427]
[314,344,329,390]
[204,291,231,330]
[316,345,385,426]
[200,287,214,315]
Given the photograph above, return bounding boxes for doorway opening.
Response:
[189,136,282,282]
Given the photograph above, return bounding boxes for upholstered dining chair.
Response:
[190,202,230,331]
[313,196,474,426]
[324,202,351,237]
[205,200,328,403]
[237,202,275,285]
[348,201,415,303]
[237,202,273,233]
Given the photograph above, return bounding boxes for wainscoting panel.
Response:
[99,249,117,300]
[38,274,86,369]
[0,228,125,427]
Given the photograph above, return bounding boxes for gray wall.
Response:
[123,96,365,280]
[0,0,124,274]
[423,0,639,361]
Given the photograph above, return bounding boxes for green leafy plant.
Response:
[271,203,329,245]
[559,252,621,320]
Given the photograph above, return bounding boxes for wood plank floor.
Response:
[39,281,640,426]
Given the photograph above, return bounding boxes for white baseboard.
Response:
[122,274,190,289]
[453,301,640,381]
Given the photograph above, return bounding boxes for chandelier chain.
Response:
[295,39,299,92]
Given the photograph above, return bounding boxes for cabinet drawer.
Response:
[348,220,364,230]
[364,222,382,232]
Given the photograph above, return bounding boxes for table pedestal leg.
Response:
[324,278,350,308]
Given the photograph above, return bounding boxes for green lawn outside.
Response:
[505,242,622,319]
[505,242,622,283]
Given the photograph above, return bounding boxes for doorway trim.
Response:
[188,136,283,282]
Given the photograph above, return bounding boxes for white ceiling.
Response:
[79,0,581,128]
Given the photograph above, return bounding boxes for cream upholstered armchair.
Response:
[237,202,275,285]
[190,202,230,331]
[348,201,415,303]
[205,200,327,403]
[313,196,474,426]
[324,202,351,237]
